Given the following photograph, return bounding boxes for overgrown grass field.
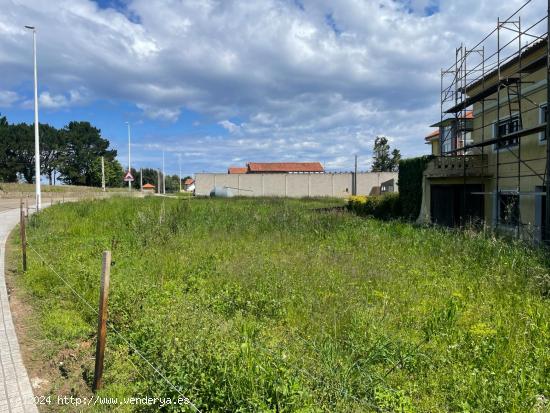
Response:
[10,197,550,412]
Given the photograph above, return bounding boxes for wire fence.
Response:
[25,241,202,413]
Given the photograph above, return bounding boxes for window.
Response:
[494,115,520,149]
[440,117,473,154]
[499,193,519,226]
[540,103,547,141]
[440,125,454,154]
[381,181,394,193]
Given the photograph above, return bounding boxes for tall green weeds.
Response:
[11,197,550,412]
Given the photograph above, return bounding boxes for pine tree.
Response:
[371,136,401,172]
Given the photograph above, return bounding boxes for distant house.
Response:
[425,129,440,156]
[428,110,474,154]
[183,178,195,192]
[381,178,395,194]
[142,183,155,194]
[228,167,248,174]
[228,162,325,174]
[247,162,324,173]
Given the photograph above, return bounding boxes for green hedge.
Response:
[398,156,433,220]
[347,193,401,220]
[347,156,432,222]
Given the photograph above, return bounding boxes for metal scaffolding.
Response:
[436,0,550,242]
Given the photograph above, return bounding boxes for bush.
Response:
[398,156,433,220]
[349,155,432,222]
[347,193,401,220]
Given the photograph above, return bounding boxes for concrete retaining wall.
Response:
[195,172,398,198]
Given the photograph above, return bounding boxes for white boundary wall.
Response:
[195,172,398,198]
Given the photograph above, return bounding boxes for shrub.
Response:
[398,156,433,220]
[376,193,402,220]
[347,195,367,214]
[347,193,401,220]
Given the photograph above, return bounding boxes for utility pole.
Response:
[126,122,131,192]
[178,154,182,193]
[353,154,358,196]
[140,167,143,192]
[101,156,106,192]
[162,150,166,194]
[25,25,41,211]
[157,169,161,194]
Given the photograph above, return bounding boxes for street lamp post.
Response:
[25,25,41,211]
[126,122,131,192]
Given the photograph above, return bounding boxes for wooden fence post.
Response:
[93,251,111,392]
[20,201,27,272]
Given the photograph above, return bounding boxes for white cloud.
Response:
[37,89,86,109]
[218,120,241,134]
[0,0,545,172]
[0,90,19,107]
[136,103,181,122]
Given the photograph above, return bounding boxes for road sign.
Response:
[123,171,134,182]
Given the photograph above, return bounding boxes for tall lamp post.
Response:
[125,122,131,192]
[25,25,41,210]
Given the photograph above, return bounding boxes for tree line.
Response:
[0,113,123,186]
[0,113,188,192]
[127,167,190,192]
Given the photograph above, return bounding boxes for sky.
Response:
[0,0,546,177]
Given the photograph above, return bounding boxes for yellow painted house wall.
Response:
[468,44,547,237]
[431,139,441,156]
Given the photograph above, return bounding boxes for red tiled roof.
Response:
[228,167,248,174]
[425,130,439,141]
[143,183,155,189]
[183,178,194,185]
[247,162,324,173]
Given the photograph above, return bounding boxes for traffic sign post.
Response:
[123,171,134,183]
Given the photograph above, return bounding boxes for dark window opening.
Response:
[495,115,520,149]
[430,184,484,228]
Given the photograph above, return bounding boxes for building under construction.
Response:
[420,0,550,243]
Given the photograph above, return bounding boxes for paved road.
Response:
[0,193,133,412]
[0,206,38,412]
[0,200,26,215]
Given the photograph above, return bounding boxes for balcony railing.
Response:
[424,155,489,178]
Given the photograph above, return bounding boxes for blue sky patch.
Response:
[325,13,342,35]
